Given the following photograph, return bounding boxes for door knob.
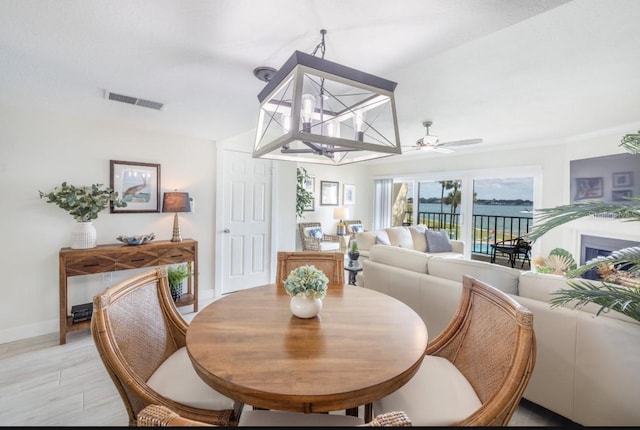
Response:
[223,228,230,233]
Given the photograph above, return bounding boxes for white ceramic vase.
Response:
[70,221,97,249]
[290,294,323,319]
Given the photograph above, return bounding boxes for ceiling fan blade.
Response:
[438,138,483,147]
[433,146,454,154]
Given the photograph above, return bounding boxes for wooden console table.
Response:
[58,239,198,344]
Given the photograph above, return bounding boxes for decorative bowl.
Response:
[116,232,155,246]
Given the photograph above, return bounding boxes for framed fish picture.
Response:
[110,160,161,213]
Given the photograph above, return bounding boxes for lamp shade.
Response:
[162,192,191,213]
[333,207,347,220]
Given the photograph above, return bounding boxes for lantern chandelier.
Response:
[253,29,402,166]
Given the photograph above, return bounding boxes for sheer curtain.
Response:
[373,178,393,230]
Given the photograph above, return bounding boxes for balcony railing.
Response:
[415,211,533,257]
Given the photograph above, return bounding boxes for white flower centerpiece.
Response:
[283,265,329,318]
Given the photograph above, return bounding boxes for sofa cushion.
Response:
[369,244,429,274]
[425,229,452,252]
[386,226,414,248]
[408,225,428,252]
[518,271,568,302]
[427,257,520,295]
[356,230,380,251]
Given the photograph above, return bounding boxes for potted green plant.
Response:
[39,182,126,249]
[527,131,640,323]
[167,263,193,302]
[296,167,313,218]
[283,265,329,318]
[348,240,360,262]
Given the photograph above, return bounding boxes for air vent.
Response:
[105,91,165,111]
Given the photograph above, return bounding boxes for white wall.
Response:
[0,105,223,343]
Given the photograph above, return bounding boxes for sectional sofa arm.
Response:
[451,240,464,254]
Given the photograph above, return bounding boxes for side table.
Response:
[344,260,363,286]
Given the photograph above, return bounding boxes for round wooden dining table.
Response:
[186,283,428,416]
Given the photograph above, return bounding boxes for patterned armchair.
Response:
[298,222,340,251]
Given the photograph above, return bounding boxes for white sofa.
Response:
[355,225,464,259]
[360,244,640,427]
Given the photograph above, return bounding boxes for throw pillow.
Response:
[310,228,323,240]
[349,224,364,233]
[425,230,452,252]
[375,235,391,246]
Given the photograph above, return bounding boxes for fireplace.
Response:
[580,235,640,280]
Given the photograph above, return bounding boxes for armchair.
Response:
[298,222,340,251]
[344,219,364,240]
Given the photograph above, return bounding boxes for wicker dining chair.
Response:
[276,251,345,288]
[91,267,244,426]
[137,404,412,427]
[373,275,536,426]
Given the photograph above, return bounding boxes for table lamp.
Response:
[162,191,191,242]
[333,207,348,235]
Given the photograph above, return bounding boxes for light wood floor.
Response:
[0,301,577,427]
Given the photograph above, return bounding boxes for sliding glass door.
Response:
[377,167,540,259]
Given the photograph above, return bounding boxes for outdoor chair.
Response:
[91,267,244,426]
[373,275,536,426]
[490,237,531,268]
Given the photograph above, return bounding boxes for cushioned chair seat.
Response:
[374,355,481,426]
[238,410,365,426]
[147,347,237,410]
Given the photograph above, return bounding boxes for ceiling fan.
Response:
[404,121,483,153]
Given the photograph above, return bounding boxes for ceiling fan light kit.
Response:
[252,30,402,166]
[407,120,482,153]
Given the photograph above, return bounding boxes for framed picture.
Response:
[612,189,633,202]
[574,177,603,200]
[303,198,315,212]
[320,180,339,206]
[575,178,602,200]
[110,160,161,213]
[343,184,356,205]
[303,175,315,193]
[612,171,633,188]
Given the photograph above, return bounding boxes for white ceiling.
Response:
[2,0,640,156]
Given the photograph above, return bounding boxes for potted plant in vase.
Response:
[348,240,360,264]
[167,263,193,302]
[39,182,126,249]
[283,265,329,319]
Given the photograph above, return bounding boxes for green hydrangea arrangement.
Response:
[283,265,329,299]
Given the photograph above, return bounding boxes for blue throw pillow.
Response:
[425,229,452,252]
[375,235,391,246]
[310,228,323,240]
[350,224,363,233]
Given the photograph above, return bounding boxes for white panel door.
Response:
[220,150,272,294]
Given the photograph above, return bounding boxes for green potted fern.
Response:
[167,263,192,302]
